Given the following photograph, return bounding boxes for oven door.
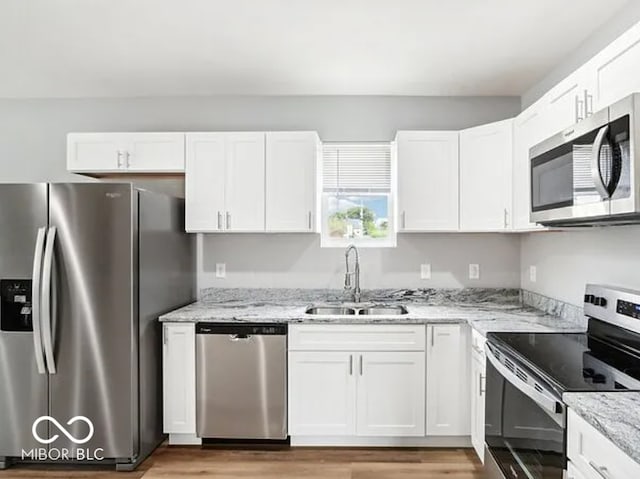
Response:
[484,342,566,479]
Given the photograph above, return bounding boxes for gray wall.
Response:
[0,94,522,291]
[522,3,640,108]
[521,227,640,306]
[200,233,521,291]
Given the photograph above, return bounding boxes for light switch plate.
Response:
[216,263,226,278]
[420,263,431,279]
[469,264,480,280]
[529,265,537,283]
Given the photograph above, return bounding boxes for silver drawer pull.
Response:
[589,461,611,479]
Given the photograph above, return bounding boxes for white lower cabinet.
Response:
[356,352,425,436]
[469,329,486,463]
[426,324,470,436]
[288,325,426,439]
[162,323,198,442]
[567,409,640,479]
[288,351,356,436]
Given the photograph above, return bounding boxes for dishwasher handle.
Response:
[196,322,288,336]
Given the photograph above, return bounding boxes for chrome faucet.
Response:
[344,244,361,302]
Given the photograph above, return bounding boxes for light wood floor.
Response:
[0,445,483,479]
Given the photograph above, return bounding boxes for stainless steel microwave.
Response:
[530,93,640,226]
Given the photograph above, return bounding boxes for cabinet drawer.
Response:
[470,328,486,359]
[567,409,640,479]
[289,324,426,351]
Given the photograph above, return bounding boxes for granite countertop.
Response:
[564,392,640,466]
[160,288,586,336]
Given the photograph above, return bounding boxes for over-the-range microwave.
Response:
[530,93,640,226]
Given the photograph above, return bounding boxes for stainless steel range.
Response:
[484,284,640,479]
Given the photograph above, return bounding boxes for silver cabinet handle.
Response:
[402,211,406,229]
[503,208,509,228]
[226,212,231,230]
[125,150,131,168]
[589,461,611,479]
[217,211,223,230]
[117,151,124,168]
[359,355,363,376]
[349,355,353,376]
[575,95,585,122]
[31,227,47,375]
[479,374,486,396]
[308,211,312,230]
[584,89,594,117]
[41,226,57,375]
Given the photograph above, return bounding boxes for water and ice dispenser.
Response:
[0,279,33,331]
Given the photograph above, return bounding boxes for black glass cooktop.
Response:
[489,320,640,393]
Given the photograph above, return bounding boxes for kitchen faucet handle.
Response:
[344,272,355,289]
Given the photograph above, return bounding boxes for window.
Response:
[320,142,396,247]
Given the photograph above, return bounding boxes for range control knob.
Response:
[594,297,608,307]
[582,368,595,378]
[584,294,595,304]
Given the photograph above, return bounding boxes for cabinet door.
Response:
[426,324,470,436]
[470,351,486,463]
[67,133,124,172]
[356,352,425,437]
[125,133,185,172]
[396,131,459,231]
[162,323,197,434]
[539,70,587,140]
[512,107,546,231]
[265,132,318,232]
[459,119,513,231]
[588,22,640,110]
[185,133,226,232]
[225,133,266,232]
[288,351,356,436]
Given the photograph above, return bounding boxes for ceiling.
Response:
[0,0,630,98]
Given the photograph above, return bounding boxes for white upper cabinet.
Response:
[459,119,513,231]
[587,21,640,110]
[224,132,266,232]
[512,107,546,231]
[67,133,185,173]
[185,132,265,232]
[265,132,319,232]
[396,131,459,231]
[185,133,227,232]
[538,69,590,140]
[426,324,470,437]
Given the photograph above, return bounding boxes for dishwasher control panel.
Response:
[196,322,288,335]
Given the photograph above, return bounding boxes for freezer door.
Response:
[47,183,138,460]
[0,184,49,457]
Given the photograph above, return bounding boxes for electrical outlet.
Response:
[469,264,480,280]
[420,263,431,280]
[216,263,226,278]
[529,265,537,283]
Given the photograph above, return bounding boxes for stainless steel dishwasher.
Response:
[196,323,288,440]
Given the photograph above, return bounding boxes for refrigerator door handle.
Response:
[31,227,47,375]
[41,226,57,374]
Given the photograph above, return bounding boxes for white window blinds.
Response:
[323,143,392,192]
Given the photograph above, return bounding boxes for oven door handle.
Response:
[485,344,562,415]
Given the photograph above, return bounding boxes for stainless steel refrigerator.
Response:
[0,183,195,471]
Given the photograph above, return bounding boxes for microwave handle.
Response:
[485,343,562,417]
[591,125,611,200]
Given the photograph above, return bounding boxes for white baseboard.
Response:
[290,435,472,447]
[168,433,202,445]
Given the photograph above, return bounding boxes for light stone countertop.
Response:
[159,288,586,336]
[564,392,640,466]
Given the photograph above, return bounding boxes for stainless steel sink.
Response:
[358,305,409,316]
[305,306,357,315]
